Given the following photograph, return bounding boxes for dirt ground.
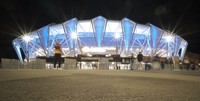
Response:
[0,69,200,101]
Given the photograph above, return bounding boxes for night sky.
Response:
[0,0,200,59]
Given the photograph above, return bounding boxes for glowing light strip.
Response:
[82,47,107,52]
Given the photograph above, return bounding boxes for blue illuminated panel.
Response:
[148,24,164,56]
[63,18,77,49]
[175,35,182,56]
[79,32,96,46]
[37,26,49,49]
[122,18,135,51]
[92,16,106,47]
[12,40,23,61]
[150,25,163,49]
[79,37,97,46]
[103,32,116,46]
[180,39,188,58]
[103,37,116,46]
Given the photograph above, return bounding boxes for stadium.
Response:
[12,16,188,69]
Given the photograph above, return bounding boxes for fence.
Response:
[1,58,46,69]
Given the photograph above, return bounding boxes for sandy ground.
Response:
[0,69,200,101]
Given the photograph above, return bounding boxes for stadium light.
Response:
[165,35,172,42]
[71,32,77,39]
[23,35,32,42]
[114,33,121,39]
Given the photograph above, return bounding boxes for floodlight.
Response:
[71,32,77,39]
[165,35,172,42]
[114,33,121,39]
[23,35,32,42]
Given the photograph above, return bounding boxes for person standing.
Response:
[54,40,62,69]
[137,52,143,70]
[160,59,165,69]
[169,57,174,70]
[130,53,135,70]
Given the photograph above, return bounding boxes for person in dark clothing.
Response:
[160,60,165,69]
[54,40,62,69]
[137,52,143,70]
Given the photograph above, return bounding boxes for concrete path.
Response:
[0,69,200,101]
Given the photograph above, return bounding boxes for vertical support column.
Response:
[12,39,23,62]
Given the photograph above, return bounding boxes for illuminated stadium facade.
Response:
[12,16,188,62]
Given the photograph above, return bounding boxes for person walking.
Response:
[137,52,143,70]
[54,40,62,69]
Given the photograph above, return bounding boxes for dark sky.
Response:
[0,0,200,59]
